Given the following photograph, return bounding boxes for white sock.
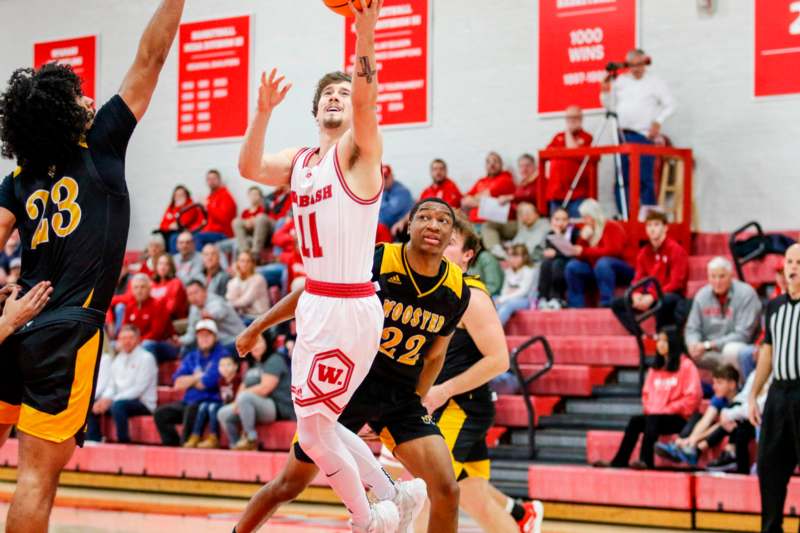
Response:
[297,414,371,527]
[336,424,397,501]
[504,497,515,513]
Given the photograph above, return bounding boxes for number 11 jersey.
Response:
[289,144,382,284]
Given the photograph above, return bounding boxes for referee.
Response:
[750,244,800,533]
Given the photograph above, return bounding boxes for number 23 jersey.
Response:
[370,243,471,388]
[0,95,136,314]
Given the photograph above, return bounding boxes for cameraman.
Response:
[600,49,676,214]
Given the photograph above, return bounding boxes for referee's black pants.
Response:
[758,380,800,533]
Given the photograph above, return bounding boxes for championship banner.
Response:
[344,0,430,128]
[34,36,97,101]
[538,0,638,115]
[177,15,250,143]
[755,0,800,98]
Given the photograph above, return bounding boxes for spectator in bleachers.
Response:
[598,326,701,469]
[181,279,245,352]
[226,251,270,322]
[200,243,231,298]
[264,184,292,222]
[184,354,241,449]
[0,229,21,278]
[218,333,295,450]
[155,319,226,447]
[600,49,676,213]
[86,325,158,443]
[120,274,178,362]
[655,365,742,468]
[195,169,237,248]
[137,234,166,277]
[419,158,462,208]
[544,106,595,218]
[685,257,761,372]
[461,151,516,224]
[233,186,271,259]
[565,199,633,308]
[538,207,577,310]
[173,230,203,285]
[496,244,536,325]
[7,257,20,284]
[380,165,414,239]
[151,254,188,320]
[611,210,689,335]
[158,185,203,253]
[509,202,550,260]
[259,218,297,294]
[468,248,504,297]
[481,154,540,255]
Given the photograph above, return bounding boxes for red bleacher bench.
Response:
[695,472,800,514]
[158,360,180,387]
[529,464,694,509]
[493,395,560,427]
[517,365,613,397]
[508,335,639,367]
[506,309,629,337]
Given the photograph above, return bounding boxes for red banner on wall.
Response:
[538,0,638,115]
[755,0,800,98]
[34,36,96,101]
[344,0,430,128]
[177,15,250,143]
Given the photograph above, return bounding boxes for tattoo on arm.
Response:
[357,56,376,84]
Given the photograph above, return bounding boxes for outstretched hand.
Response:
[2,281,52,330]
[236,325,261,358]
[349,0,383,35]
[257,68,292,115]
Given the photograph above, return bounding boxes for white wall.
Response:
[0,0,797,248]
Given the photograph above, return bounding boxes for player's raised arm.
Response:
[238,69,298,186]
[118,0,186,121]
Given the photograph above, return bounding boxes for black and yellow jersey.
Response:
[435,276,492,399]
[0,96,136,315]
[369,242,471,388]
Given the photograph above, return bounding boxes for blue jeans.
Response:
[617,130,656,215]
[495,295,532,326]
[490,371,521,395]
[565,257,634,308]
[142,340,180,362]
[113,303,126,338]
[738,345,757,380]
[258,263,288,294]
[195,231,228,250]
[192,401,222,436]
[86,399,151,443]
[549,199,585,219]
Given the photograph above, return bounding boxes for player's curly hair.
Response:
[312,71,352,117]
[0,63,91,171]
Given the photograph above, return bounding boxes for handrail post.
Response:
[510,335,555,459]
[623,276,664,389]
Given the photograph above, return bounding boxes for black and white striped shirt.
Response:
[764,294,800,381]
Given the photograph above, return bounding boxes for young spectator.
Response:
[158,185,203,253]
[538,207,577,310]
[226,251,270,321]
[655,365,741,467]
[233,186,271,258]
[598,326,701,469]
[184,354,241,449]
[201,243,231,298]
[138,234,166,277]
[461,151,516,224]
[481,154,539,254]
[119,274,178,362]
[264,184,292,222]
[509,202,550,260]
[419,158,462,208]
[218,334,295,450]
[380,165,415,237]
[685,257,761,372]
[151,254,188,319]
[155,319,226,447]
[196,169,238,248]
[611,210,689,335]
[173,230,204,285]
[86,325,158,443]
[544,106,596,217]
[468,248,504,297]
[565,199,634,307]
[495,244,536,325]
[181,279,245,351]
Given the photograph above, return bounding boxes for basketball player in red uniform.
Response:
[238,2,425,531]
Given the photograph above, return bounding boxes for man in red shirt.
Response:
[611,210,689,335]
[545,106,595,218]
[461,152,516,224]
[233,186,271,258]
[419,158,462,208]
[196,169,237,248]
[122,274,179,361]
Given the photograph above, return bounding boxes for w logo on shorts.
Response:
[296,349,355,414]
[317,364,344,385]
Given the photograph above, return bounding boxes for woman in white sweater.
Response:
[226,252,270,322]
[495,244,536,325]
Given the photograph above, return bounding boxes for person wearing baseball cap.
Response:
[154,318,228,447]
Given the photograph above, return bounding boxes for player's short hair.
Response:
[312,71,352,117]
[0,64,90,172]
[452,212,482,269]
[408,197,455,225]
[712,364,740,383]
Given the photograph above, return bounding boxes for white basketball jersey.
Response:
[289,144,382,284]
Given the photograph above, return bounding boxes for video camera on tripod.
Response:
[604,56,652,78]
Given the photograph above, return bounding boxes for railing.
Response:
[623,276,663,388]
[510,335,555,460]
[728,221,767,283]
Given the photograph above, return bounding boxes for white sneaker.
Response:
[548,299,563,311]
[392,478,427,533]
[532,500,544,533]
[351,500,400,533]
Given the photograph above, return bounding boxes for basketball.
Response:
[323,0,372,17]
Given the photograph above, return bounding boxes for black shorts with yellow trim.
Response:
[294,374,442,463]
[433,390,495,481]
[0,311,104,446]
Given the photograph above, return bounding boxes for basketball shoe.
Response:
[392,478,427,532]
[351,500,400,533]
